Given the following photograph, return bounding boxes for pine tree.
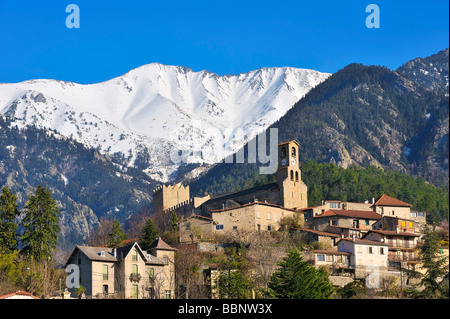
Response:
[108,218,127,247]
[266,249,334,299]
[20,185,60,261]
[404,226,449,299]
[139,217,159,250]
[0,186,20,253]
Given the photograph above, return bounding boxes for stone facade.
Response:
[64,239,176,299]
[154,140,309,238]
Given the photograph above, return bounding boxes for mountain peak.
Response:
[0,63,331,182]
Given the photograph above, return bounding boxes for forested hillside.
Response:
[0,116,156,249]
[191,161,448,224]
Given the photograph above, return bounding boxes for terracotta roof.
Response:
[292,228,340,237]
[312,250,350,256]
[373,194,412,207]
[0,291,40,299]
[210,200,298,213]
[314,209,381,220]
[177,214,214,223]
[365,229,420,237]
[337,238,388,246]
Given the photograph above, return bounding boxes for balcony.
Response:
[129,273,142,282]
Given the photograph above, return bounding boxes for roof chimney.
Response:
[372,197,375,204]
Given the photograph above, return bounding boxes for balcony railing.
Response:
[129,273,142,282]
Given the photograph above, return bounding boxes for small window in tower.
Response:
[290,170,294,181]
[291,147,296,157]
[281,147,286,157]
[295,171,299,182]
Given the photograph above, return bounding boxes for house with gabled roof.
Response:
[362,229,420,270]
[64,238,176,299]
[313,209,381,234]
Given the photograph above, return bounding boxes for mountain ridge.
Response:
[0,63,331,182]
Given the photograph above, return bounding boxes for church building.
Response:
[152,140,309,241]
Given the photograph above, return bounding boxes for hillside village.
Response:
[59,140,449,299]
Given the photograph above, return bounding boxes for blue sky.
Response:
[0,0,448,84]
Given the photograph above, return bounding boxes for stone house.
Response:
[336,237,389,280]
[313,209,381,234]
[64,238,176,299]
[301,200,373,225]
[177,215,215,243]
[291,228,340,250]
[210,201,299,234]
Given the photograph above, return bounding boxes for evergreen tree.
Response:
[108,218,127,247]
[171,211,178,232]
[20,185,60,261]
[139,217,159,250]
[217,248,256,299]
[0,186,20,253]
[266,249,334,299]
[404,226,449,299]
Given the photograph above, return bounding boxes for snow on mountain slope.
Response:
[0,63,330,182]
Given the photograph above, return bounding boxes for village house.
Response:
[64,238,176,299]
[312,209,382,234]
[362,229,420,270]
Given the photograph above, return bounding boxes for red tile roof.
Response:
[373,194,412,207]
[312,250,350,255]
[366,229,419,237]
[337,238,388,246]
[0,290,40,299]
[314,209,381,220]
[293,228,340,237]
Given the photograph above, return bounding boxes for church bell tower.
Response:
[276,140,308,209]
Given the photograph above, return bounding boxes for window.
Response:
[132,285,138,299]
[281,147,286,157]
[317,254,325,261]
[216,224,224,230]
[267,225,272,231]
[290,170,294,181]
[379,247,385,255]
[233,226,238,231]
[365,219,370,226]
[401,221,406,228]
[132,264,138,274]
[132,249,138,261]
[410,212,417,217]
[326,255,333,262]
[103,264,108,280]
[368,247,373,254]
[409,222,414,229]
[357,246,363,254]
[148,268,154,282]
[267,212,271,220]
[291,147,296,157]
[330,202,340,209]
[165,290,171,299]
[295,171,299,182]
[418,212,425,217]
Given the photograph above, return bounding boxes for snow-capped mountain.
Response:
[0,63,330,182]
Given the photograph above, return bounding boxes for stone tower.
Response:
[276,140,308,209]
[153,182,190,215]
